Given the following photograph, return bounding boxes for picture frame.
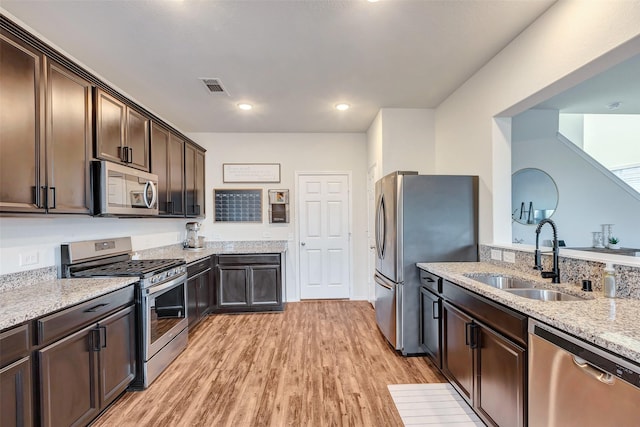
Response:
[268,189,289,204]
[223,163,281,183]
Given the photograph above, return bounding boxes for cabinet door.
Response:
[442,301,474,403]
[168,133,185,216]
[249,265,280,306]
[1,357,33,427]
[185,142,205,217]
[98,305,136,409]
[95,89,126,164]
[187,276,199,327]
[185,143,196,216]
[217,266,249,307]
[419,287,441,368]
[45,60,92,213]
[475,324,526,427]
[0,31,44,212]
[194,148,205,217]
[39,324,99,427]
[197,272,211,317]
[151,123,170,214]
[126,108,150,171]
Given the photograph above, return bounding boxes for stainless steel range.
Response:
[61,237,188,389]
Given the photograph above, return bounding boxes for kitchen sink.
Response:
[505,288,587,301]
[464,273,538,289]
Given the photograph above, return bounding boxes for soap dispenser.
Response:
[603,263,616,298]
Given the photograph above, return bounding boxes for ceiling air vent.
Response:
[201,78,229,95]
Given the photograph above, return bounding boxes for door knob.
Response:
[301,242,306,246]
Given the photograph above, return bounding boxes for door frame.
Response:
[294,171,354,301]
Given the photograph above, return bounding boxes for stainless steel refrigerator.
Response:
[374,171,478,355]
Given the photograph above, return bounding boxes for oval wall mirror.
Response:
[512,168,558,225]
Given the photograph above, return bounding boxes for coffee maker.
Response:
[183,222,204,249]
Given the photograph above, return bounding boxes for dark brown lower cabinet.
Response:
[214,254,283,313]
[187,257,213,328]
[38,305,135,427]
[475,324,526,427]
[1,356,33,427]
[442,301,474,401]
[419,286,442,369]
[442,299,526,427]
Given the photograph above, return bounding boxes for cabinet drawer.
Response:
[0,323,31,367]
[36,285,134,346]
[187,257,212,276]
[217,254,280,266]
[442,280,527,345]
[419,269,442,294]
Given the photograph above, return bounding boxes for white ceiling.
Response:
[2,0,557,133]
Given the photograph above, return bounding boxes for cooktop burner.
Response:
[72,259,185,279]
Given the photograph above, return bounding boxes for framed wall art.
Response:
[222,163,281,183]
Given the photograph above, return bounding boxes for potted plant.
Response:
[608,237,620,249]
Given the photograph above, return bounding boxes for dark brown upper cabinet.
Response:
[185,141,205,218]
[95,89,150,171]
[151,122,185,216]
[0,29,92,214]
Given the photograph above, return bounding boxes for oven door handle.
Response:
[144,273,188,295]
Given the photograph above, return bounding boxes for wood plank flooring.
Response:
[93,301,446,427]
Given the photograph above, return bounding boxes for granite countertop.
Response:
[417,262,640,365]
[0,240,288,331]
[138,240,288,264]
[0,277,137,331]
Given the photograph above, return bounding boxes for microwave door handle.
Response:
[143,181,157,208]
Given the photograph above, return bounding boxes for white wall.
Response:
[512,109,640,248]
[435,0,640,246]
[583,114,640,169]
[0,217,188,275]
[187,132,368,302]
[379,108,436,176]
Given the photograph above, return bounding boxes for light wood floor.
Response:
[94,301,446,427]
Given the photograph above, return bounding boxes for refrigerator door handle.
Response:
[375,195,386,259]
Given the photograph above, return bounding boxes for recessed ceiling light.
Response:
[606,101,622,110]
[367,0,379,3]
[238,103,253,111]
[335,103,350,111]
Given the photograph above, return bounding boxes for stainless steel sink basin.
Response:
[505,288,586,301]
[464,273,538,289]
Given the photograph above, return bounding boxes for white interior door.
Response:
[298,173,351,299]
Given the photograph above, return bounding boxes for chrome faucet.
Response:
[534,218,560,283]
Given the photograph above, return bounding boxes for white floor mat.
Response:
[388,383,485,426]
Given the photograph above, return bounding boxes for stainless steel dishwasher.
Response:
[528,319,640,427]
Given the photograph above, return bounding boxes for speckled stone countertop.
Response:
[138,240,288,264]
[0,240,287,332]
[0,277,137,331]
[417,262,640,365]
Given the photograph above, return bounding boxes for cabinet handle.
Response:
[167,200,173,214]
[99,325,107,348]
[119,146,126,162]
[84,303,109,313]
[128,147,133,163]
[49,186,56,209]
[432,300,440,319]
[90,328,101,351]
[470,324,479,349]
[465,322,470,346]
[41,186,48,209]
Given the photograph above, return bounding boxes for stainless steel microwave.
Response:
[92,161,159,216]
